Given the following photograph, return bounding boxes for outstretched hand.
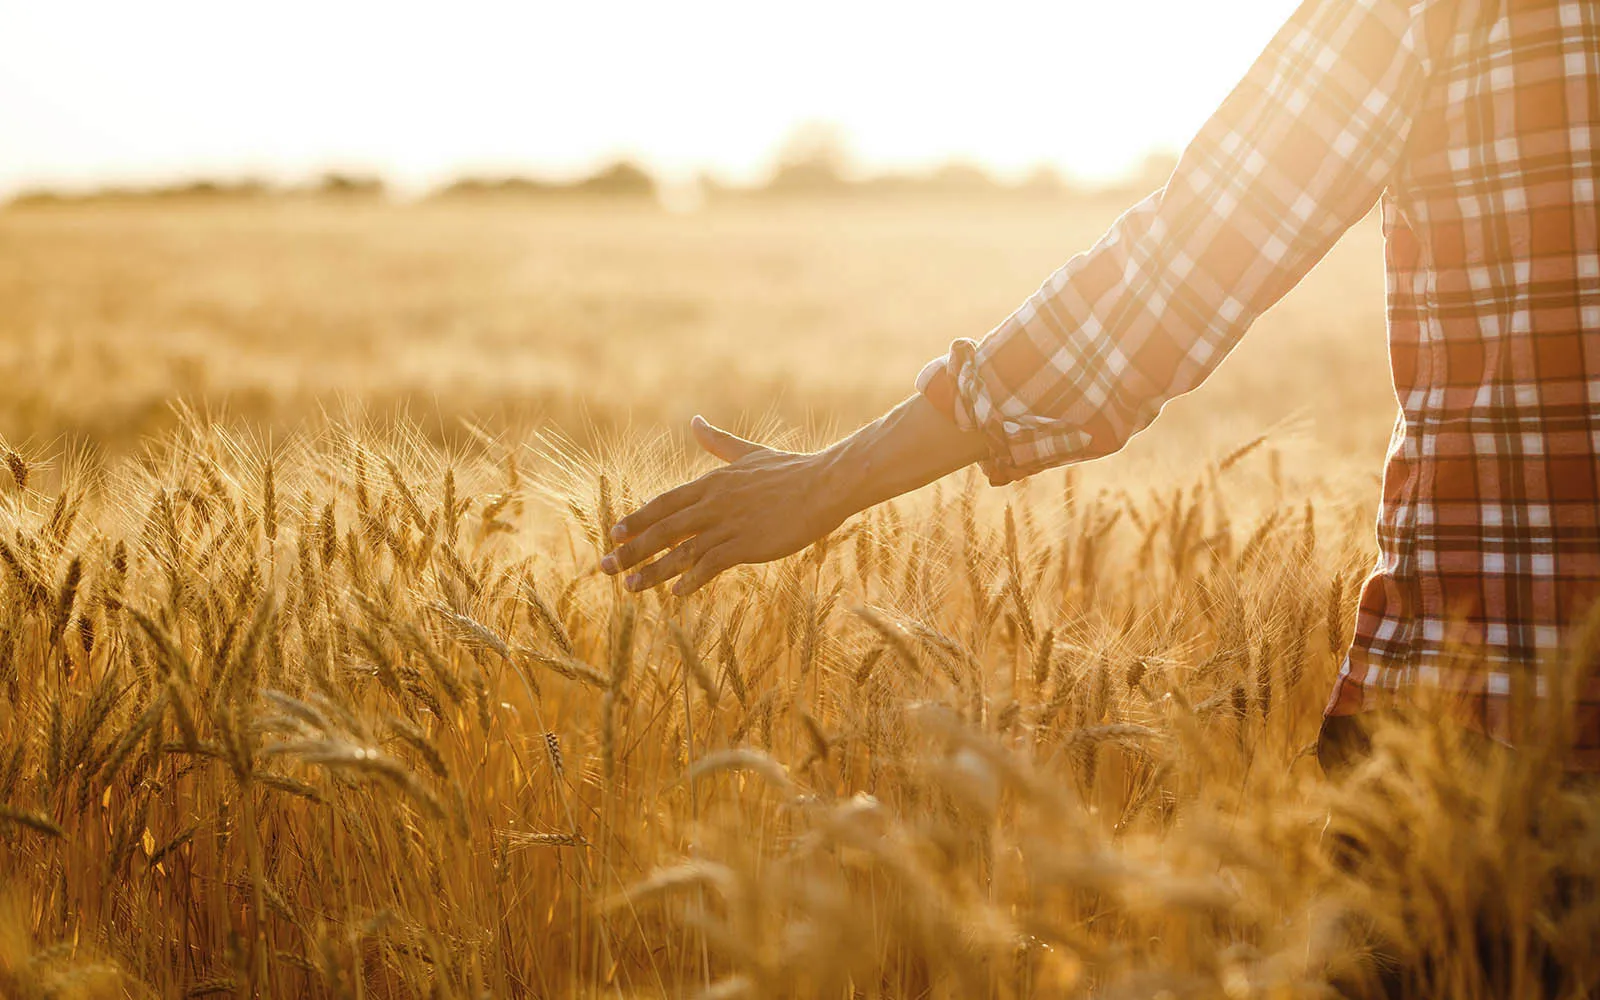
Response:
[600,416,850,596]
[601,395,991,596]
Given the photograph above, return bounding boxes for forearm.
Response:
[601,395,993,595]
[815,394,992,519]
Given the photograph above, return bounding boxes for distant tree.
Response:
[571,160,656,198]
[6,189,70,208]
[433,161,656,202]
[434,176,562,199]
[312,172,386,199]
[160,178,271,200]
[764,121,855,195]
[6,178,272,206]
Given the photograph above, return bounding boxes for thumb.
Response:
[691,415,765,463]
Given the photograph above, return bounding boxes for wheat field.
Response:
[0,199,1596,999]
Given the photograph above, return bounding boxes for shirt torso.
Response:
[1330,0,1600,763]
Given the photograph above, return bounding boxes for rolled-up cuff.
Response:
[916,338,1102,486]
[914,340,1024,486]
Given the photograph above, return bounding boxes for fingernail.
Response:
[610,523,627,542]
[671,581,687,597]
[625,574,642,591]
[600,554,618,574]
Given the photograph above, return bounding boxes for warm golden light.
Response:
[10,0,1593,994]
[0,0,1299,196]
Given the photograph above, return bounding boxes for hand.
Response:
[600,416,850,596]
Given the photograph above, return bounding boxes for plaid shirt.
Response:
[917,0,1600,765]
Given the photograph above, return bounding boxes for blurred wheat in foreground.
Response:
[0,411,1596,1000]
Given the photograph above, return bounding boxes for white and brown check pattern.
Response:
[917,0,1600,765]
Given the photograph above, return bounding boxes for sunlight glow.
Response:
[0,0,1301,196]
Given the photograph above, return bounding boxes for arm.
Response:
[602,397,988,595]
[922,0,1430,484]
[606,0,1431,594]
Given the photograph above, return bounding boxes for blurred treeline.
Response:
[5,123,1178,209]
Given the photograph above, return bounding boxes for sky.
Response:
[0,0,1301,198]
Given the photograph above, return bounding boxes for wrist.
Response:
[812,440,872,525]
[807,394,988,527]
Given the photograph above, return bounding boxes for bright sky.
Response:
[0,0,1300,198]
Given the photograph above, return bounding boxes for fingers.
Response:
[608,416,763,550]
[671,541,738,597]
[691,415,764,464]
[622,536,709,592]
[601,508,704,576]
[609,479,703,546]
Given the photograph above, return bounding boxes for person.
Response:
[601,0,1600,772]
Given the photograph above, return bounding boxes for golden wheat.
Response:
[0,201,1593,999]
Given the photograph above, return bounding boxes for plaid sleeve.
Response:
[918,0,1432,485]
